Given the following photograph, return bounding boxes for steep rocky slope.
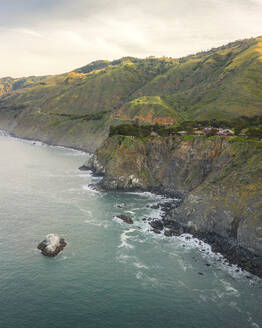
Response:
[83,135,262,275]
[0,36,262,151]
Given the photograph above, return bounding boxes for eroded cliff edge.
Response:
[82,135,262,275]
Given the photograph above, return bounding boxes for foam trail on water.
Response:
[133,261,149,269]
[220,279,240,297]
[125,210,135,215]
[118,228,136,249]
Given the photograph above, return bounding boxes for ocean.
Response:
[0,131,261,328]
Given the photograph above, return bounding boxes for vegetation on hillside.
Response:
[0,36,262,150]
[109,115,262,139]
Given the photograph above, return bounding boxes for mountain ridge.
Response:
[0,36,261,152]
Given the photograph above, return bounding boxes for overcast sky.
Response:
[0,0,261,77]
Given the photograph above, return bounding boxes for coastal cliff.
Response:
[83,135,262,275]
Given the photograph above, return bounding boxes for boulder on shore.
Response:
[37,234,67,257]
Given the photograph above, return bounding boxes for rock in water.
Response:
[116,214,134,224]
[149,219,164,231]
[37,234,67,257]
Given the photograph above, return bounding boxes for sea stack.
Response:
[37,234,67,257]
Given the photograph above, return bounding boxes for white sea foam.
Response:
[118,228,136,249]
[82,184,101,194]
[220,279,240,297]
[136,271,143,280]
[125,210,135,215]
[116,253,148,270]
[248,316,260,328]
[78,172,93,178]
[45,234,60,252]
[84,219,108,228]
[160,232,260,281]
[133,261,149,270]
[135,271,160,287]
[116,254,137,264]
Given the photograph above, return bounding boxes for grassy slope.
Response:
[134,37,262,120]
[0,36,262,150]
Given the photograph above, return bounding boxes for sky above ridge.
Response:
[0,0,261,77]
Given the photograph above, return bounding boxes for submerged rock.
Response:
[37,234,67,257]
[116,214,134,224]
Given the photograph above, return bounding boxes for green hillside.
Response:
[0,36,261,151]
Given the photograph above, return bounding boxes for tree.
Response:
[246,127,262,139]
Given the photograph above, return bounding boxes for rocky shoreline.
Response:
[85,171,262,278]
[86,170,262,278]
[144,199,262,278]
[80,134,262,279]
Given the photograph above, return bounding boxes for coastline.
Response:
[0,128,90,154]
[84,168,262,278]
[2,128,262,278]
[160,202,262,278]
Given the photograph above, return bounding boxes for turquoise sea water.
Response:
[0,132,262,328]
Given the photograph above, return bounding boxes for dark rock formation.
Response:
[149,219,164,231]
[79,155,105,176]
[116,214,134,224]
[161,217,262,277]
[37,234,67,257]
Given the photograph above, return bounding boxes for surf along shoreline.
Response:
[1,128,262,279]
[83,171,262,279]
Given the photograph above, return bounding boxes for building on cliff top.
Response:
[178,131,187,136]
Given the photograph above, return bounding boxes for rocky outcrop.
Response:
[37,234,67,257]
[79,155,106,175]
[149,219,164,233]
[116,214,134,224]
[84,135,262,275]
[84,135,228,193]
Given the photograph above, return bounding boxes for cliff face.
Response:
[84,135,262,258]
[0,109,108,152]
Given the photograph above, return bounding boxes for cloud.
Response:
[0,0,261,77]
